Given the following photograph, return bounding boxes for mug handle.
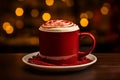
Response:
[78,32,96,58]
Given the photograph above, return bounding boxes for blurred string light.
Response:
[100,2,110,15]
[80,12,89,27]
[80,11,93,19]
[80,13,88,19]
[101,6,109,15]
[86,11,93,19]
[2,22,10,31]
[16,20,24,29]
[42,12,51,21]
[15,7,24,16]
[31,9,39,18]
[30,37,39,45]
[2,22,14,34]
[80,18,89,27]
[45,0,54,6]
[104,2,111,7]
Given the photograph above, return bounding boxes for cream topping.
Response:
[39,20,79,32]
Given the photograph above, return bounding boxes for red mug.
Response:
[39,20,96,65]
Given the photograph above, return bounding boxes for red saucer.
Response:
[27,53,92,66]
[22,52,97,71]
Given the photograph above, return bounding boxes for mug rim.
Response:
[39,26,80,32]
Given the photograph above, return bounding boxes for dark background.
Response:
[0,0,120,53]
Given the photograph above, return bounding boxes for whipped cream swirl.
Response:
[39,20,79,32]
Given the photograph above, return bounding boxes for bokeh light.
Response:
[15,7,24,16]
[30,37,39,45]
[100,6,109,15]
[42,12,51,21]
[31,9,39,18]
[86,11,93,19]
[100,3,110,15]
[5,25,14,34]
[2,22,11,31]
[2,22,14,34]
[45,0,54,6]
[103,2,111,9]
[80,18,89,27]
[16,20,24,29]
[80,13,88,19]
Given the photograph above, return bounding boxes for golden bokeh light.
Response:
[2,22,14,34]
[2,22,11,31]
[100,6,109,15]
[5,25,14,34]
[45,0,54,6]
[31,9,39,18]
[86,11,93,19]
[80,18,89,27]
[15,7,24,16]
[16,20,24,29]
[80,13,88,19]
[100,3,110,15]
[103,2,111,9]
[42,12,51,21]
[30,37,39,45]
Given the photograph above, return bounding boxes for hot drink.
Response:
[39,19,96,65]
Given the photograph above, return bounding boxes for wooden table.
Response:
[0,53,120,80]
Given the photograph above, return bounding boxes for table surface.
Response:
[0,53,120,80]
